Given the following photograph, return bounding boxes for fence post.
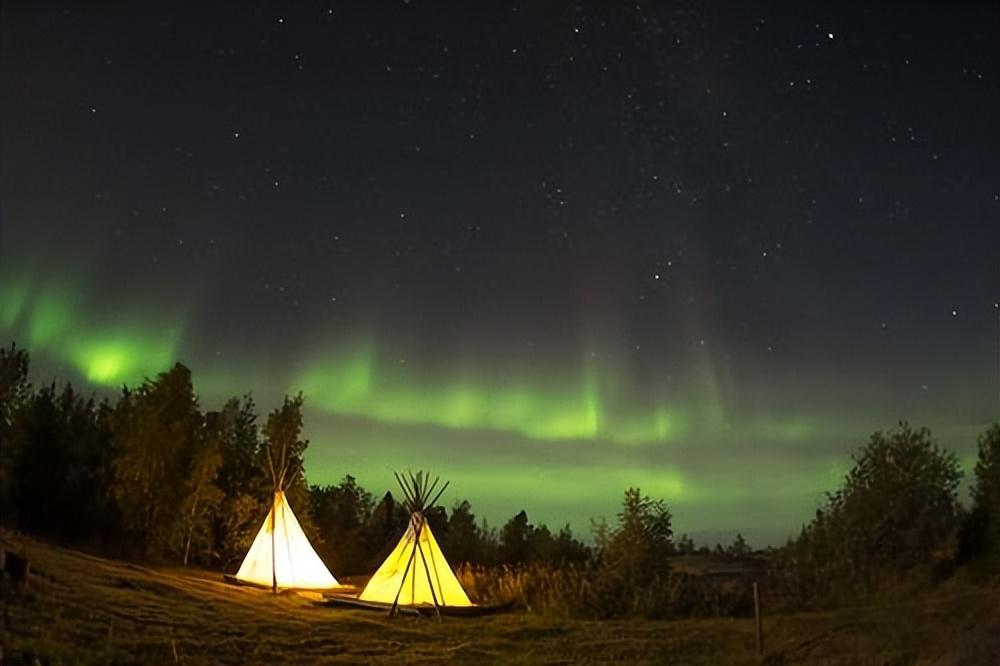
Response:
[753,580,763,658]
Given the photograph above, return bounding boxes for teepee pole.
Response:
[423,477,440,506]
[427,480,449,509]
[414,526,443,621]
[394,472,417,508]
[389,523,420,618]
[270,491,278,594]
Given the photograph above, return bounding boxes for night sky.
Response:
[2,2,997,545]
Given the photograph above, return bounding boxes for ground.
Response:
[1,533,998,665]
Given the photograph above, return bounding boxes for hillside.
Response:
[2,532,998,665]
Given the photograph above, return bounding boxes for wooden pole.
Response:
[389,518,420,617]
[414,525,443,621]
[271,492,278,594]
[753,581,763,658]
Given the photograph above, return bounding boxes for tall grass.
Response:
[457,562,758,619]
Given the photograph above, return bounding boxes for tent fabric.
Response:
[235,490,339,590]
[359,513,473,607]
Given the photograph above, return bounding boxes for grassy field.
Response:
[2,532,998,665]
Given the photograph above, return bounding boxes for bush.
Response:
[457,562,756,619]
[787,423,962,600]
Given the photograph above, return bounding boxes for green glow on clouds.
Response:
[293,347,692,444]
[2,272,991,543]
[1,274,828,452]
[69,336,177,385]
[1,278,179,386]
[0,277,30,329]
[28,289,73,347]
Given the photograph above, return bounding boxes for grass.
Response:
[2,532,998,665]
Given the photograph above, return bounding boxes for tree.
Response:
[588,488,675,616]
[212,397,269,568]
[551,524,591,565]
[727,532,752,557]
[525,523,557,563]
[7,379,120,546]
[311,476,375,575]
[366,491,409,567]
[499,510,531,564]
[441,500,483,566]
[111,364,205,558]
[8,385,61,535]
[0,342,31,523]
[794,423,962,595]
[597,487,674,586]
[215,396,266,499]
[261,393,318,540]
[961,424,1000,573]
[0,342,30,430]
[492,509,589,566]
[675,533,696,555]
[179,411,225,565]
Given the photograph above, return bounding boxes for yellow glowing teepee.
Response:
[235,490,339,590]
[359,471,473,615]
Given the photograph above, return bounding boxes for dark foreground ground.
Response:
[2,532,998,665]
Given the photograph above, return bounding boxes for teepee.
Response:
[234,435,338,591]
[235,489,339,590]
[359,471,473,616]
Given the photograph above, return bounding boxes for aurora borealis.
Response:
[1,3,997,544]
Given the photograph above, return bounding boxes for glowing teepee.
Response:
[235,489,339,590]
[233,424,338,591]
[359,471,473,615]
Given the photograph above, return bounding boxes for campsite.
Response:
[2,1,999,663]
[1,363,998,664]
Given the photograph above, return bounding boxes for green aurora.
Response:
[1,276,179,386]
[0,275,992,544]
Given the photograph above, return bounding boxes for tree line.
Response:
[0,344,594,574]
[1,341,998,615]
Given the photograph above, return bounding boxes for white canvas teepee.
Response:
[235,490,339,590]
[359,472,473,614]
[232,422,338,592]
